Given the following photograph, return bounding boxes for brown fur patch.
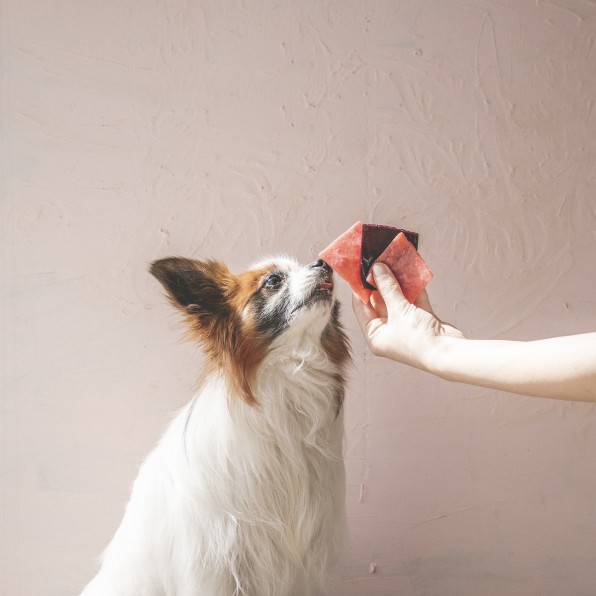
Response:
[321,301,352,413]
[151,258,350,411]
[151,258,272,406]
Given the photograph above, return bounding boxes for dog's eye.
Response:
[264,274,283,289]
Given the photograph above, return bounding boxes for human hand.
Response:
[352,263,464,370]
[353,264,596,401]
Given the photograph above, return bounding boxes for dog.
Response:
[81,256,350,596]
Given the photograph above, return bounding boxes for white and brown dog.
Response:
[81,256,350,596]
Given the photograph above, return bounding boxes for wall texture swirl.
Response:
[2,1,596,593]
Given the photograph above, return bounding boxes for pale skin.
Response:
[353,263,596,402]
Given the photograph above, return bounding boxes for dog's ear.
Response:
[150,257,233,316]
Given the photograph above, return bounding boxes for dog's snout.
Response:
[310,259,331,273]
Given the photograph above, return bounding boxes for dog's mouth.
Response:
[316,279,333,292]
[290,273,334,315]
[310,274,334,302]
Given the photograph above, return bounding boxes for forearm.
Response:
[426,333,596,402]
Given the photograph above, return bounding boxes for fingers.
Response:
[352,292,389,351]
[413,288,435,315]
[372,263,437,315]
[370,263,411,315]
[370,263,401,295]
[354,262,435,329]
[369,290,388,319]
[351,291,377,331]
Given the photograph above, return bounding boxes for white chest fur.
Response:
[83,355,346,596]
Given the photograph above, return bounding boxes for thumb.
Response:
[371,263,408,309]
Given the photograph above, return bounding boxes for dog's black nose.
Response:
[310,259,331,272]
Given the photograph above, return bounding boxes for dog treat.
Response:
[365,232,433,303]
[320,221,432,303]
[361,223,418,290]
[319,221,372,303]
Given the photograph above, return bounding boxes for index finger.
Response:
[370,263,412,318]
[413,288,436,315]
[352,292,378,332]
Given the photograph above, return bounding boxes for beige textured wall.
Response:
[2,1,596,594]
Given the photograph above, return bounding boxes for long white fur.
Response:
[81,257,347,596]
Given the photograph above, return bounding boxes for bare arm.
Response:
[353,263,596,402]
[429,333,596,401]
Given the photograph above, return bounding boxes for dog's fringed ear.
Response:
[150,257,232,315]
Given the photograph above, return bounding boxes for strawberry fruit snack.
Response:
[319,221,433,303]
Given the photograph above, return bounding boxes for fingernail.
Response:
[372,263,386,276]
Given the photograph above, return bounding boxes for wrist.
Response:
[421,334,465,380]
[385,333,448,374]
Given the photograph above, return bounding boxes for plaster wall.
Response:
[2,1,596,594]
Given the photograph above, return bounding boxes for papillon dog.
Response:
[81,256,350,596]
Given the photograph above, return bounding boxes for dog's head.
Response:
[150,256,350,406]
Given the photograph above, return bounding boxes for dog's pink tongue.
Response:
[320,282,332,290]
